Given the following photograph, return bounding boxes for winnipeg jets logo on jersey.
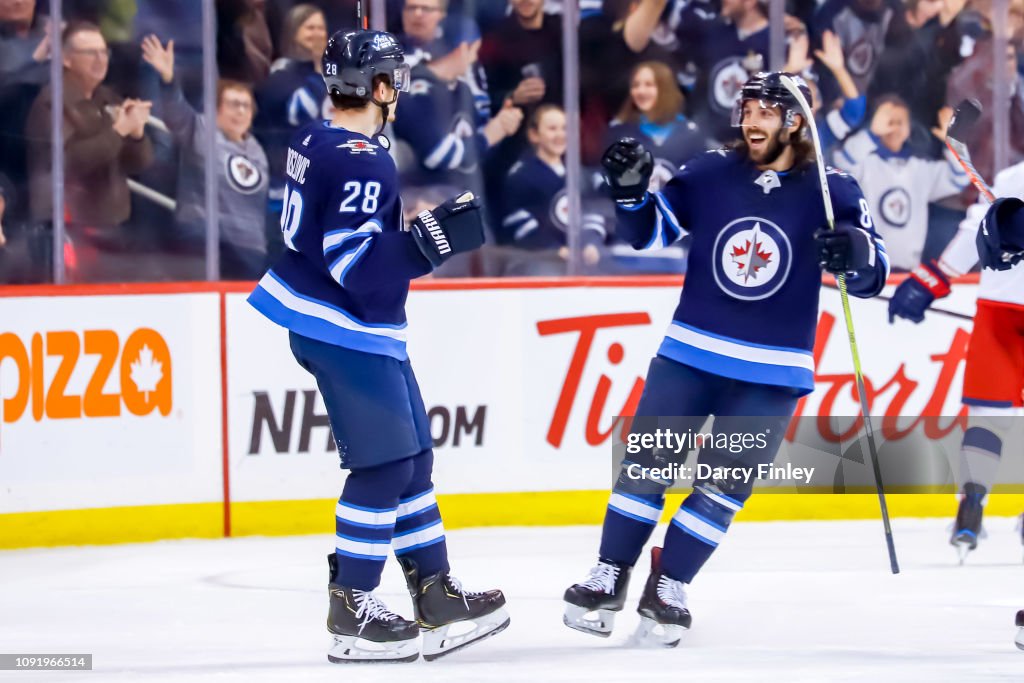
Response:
[337,139,378,155]
[551,190,570,229]
[879,187,911,227]
[713,217,792,300]
[754,170,781,195]
[226,154,264,194]
[710,58,749,113]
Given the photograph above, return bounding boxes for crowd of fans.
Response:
[0,0,1020,282]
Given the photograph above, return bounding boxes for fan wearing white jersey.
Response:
[835,96,967,270]
[888,159,1024,562]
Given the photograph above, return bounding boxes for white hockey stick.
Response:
[779,75,899,575]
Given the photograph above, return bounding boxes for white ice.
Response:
[2,518,1023,682]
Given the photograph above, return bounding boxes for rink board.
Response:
[2,276,1021,548]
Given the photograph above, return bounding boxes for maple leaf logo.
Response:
[129,344,163,402]
[730,227,773,283]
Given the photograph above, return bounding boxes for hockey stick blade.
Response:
[945,98,995,202]
[947,98,982,142]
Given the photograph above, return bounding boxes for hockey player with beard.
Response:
[562,72,889,646]
[248,29,508,663]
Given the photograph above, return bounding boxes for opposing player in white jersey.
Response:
[889,159,1024,561]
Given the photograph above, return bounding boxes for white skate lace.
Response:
[656,576,688,611]
[447,575,484,611]
[352,590,400,631]
[579,562,619,595]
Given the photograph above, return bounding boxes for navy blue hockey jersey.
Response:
[679,19,770,144]
[616,149,889,394]
[392,64,489,191]
[248,121,432,360]
[501,153,606,248]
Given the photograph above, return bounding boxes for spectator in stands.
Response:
[500,104,604,274]
[607,61,706,191]
[0,0,49,87]
[811,0,910,103]
[25,22,154,282]
[392,22,523,196]
[217,0,274,87]
[675,0,770,144]
[142,35,269,280]
[835,95,966,270]
[868,0,967,136]
[253,3,327,262]
[479,0,563,112]
[399,0,446,67]
[785,27,865,156]
[579,0,672,161]
[944,0,1024,208]
[0,0,50,245]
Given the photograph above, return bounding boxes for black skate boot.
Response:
[398,556,510,661]
[632,547,691,648]
[1016,610,1024,651]
[326,554,419,663]
[563,558,632,637]
[951,483,986,564]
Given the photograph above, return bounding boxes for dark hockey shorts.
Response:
[288,332,434,469]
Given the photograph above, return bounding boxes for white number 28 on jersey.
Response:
[339,181,381,214]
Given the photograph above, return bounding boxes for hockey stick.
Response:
[779,75,900,575]
[945,98,995,203]
[356,0,368,29]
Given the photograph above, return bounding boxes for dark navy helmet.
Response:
[322,30,411,100]
[731,71,812,128]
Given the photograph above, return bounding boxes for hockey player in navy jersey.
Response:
[563,72,889,646]
[248,29,508,663]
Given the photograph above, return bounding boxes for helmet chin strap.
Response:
[370,90,399,136]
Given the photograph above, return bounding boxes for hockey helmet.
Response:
[731,71,812,128]
[322,30,411,101]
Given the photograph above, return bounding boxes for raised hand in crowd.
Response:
[931,105,954,140]
[784,24,814,75]
[815,30,858,99]
[484,100,524,145]
[512,76,545,106]
[32,20,53,63]
[141,34,175,85]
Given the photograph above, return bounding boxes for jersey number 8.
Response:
[339,181,381,214]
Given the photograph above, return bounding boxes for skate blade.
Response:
[563,603,617,638]
[628,616,685,649]
[327,633,419,664]
[422,607,510,661]
[1017,627,1024,651]
[953,539,973,565]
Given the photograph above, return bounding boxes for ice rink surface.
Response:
[2,517,1023,682]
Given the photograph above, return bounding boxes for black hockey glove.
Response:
[814,224,875,274]
[409,191,485,268]
[978,197,1024,271]
[601,138,653,205]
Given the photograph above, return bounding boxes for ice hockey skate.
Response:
[630,547,691,648]
[399,557,509,661]
[563,558,632,637]
[326,554,420,663]
[1016,610,1024,651]
[951,484,986,564]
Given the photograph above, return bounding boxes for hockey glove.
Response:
[887,260,950,324]
[978,197,1024,271]
[409,191,485,268]
[814,224,876,275]
[601,138,653,205]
